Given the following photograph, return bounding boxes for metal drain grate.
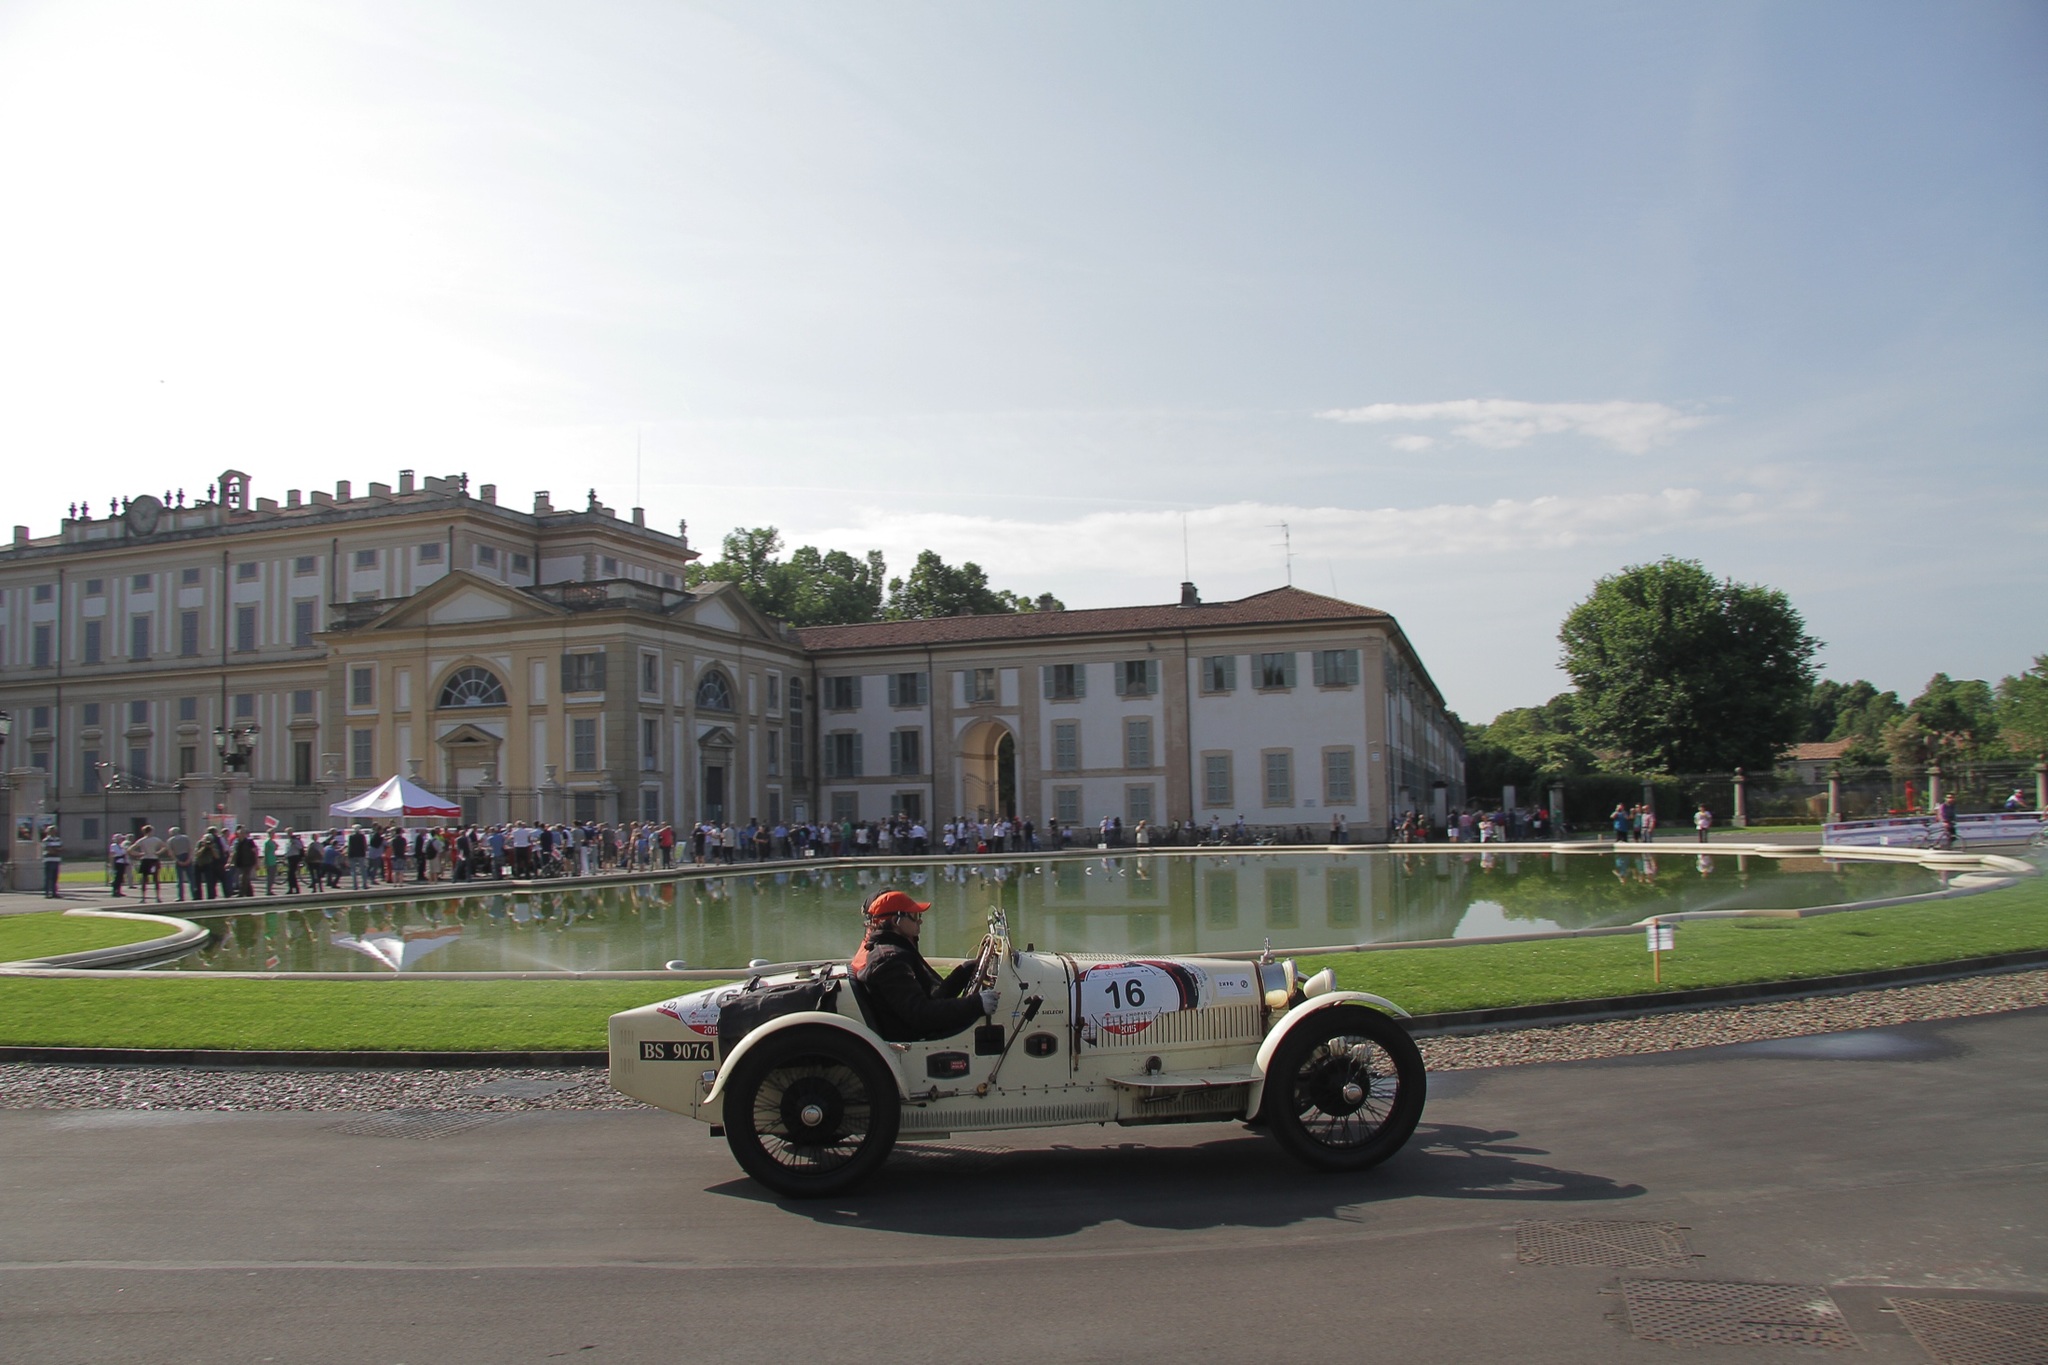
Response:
[1890,1298,2048,1365]
[1517,1220,1695,1268]
[1620,1279,1859,1349]
[324,1112,506,1141]
[466,1078,582,1100]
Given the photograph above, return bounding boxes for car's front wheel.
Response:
[1260,1005,1425,1172]
[721,1026,901,1198]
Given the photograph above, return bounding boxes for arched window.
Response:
[695,669,734,711]
[438,666,506,708]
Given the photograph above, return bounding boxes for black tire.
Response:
[722,1025,900,1198]
[1260,1005,1426,1173]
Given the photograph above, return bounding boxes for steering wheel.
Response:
[965,912,1010,993]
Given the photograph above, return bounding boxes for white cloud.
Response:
[1389,433,1435,452]
[792,487,1792,590]
[1317,399,1706,453]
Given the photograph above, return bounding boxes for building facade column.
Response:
[1731,767,1748,828]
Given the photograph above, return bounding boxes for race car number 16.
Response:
[1103,979,1146,1008]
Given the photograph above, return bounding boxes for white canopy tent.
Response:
[327,775,462,821]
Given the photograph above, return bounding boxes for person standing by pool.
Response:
[42,825,64,897]
[1694,805,1713,842]
[130,825,166,903]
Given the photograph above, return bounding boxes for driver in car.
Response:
[851,890,998,1042]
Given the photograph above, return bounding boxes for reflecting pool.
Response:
[154,849,1954,974]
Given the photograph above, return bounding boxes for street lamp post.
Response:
[214,722,261,773]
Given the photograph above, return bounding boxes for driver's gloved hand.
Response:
[977,989,1001,1017]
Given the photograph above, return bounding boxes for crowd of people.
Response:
[92,809,1406,900]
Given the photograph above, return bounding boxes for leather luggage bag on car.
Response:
[716,977,842,1058]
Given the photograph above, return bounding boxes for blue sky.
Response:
[2,1,2042,718]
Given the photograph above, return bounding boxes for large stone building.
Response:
[0,470,1461,867]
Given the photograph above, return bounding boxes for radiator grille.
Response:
[904,1100,1114,1131]
[1093,1003,1262,1049]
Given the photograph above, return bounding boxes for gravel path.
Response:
[2,968,2043,1113]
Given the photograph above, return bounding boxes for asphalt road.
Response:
[5,1010,2044,1365]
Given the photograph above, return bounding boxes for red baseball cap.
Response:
[865,889,932,919]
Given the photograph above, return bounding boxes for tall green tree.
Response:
[1884,672,2004,767]
[883,550,1063,621]
[1996,654,2048,755]
[1806,678,1902,766]
[685,526,887,626]
[1559,557,1819,774]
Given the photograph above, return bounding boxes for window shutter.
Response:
[1042,666,1054,699]
[888,731,900,774]
[1073,664,1087,699]
[1312,651,1327,686]
[561,653,574,693]
[851,733,864,778]
[850,675,862,709]
[592,648,607,693]
[1114,665,1127,697]
[1342,650,1359,685]
[1146,659,1159,695]
[1281,653,1297,688]
[887,674,900,706]
[917,672,928,705]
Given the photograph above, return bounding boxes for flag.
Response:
[263,815,279,829]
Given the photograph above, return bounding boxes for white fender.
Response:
[1247,990,1412,1115]
[701,1011,909,1111]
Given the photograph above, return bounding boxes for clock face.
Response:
[124,494,164,537]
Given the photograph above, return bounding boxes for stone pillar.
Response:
[1926,762,1942,811]
[1826,767,1842,825]
[182,771,225,838]
[477,763,507,827]
[1549,782,1566,840]
[2036,758,2047,814]
[540,765,560,825]
[221,771,253,831]
[1732,768,1748,829]
[319,752,346,826]
[6,767,50,892]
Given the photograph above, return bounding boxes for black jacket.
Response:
[852,928,984,1042]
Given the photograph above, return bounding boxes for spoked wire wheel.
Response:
[722,1027,900,1197]
[1262,1005,1426,1172]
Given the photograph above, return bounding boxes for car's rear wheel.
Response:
[722,1026,900,1198]
[1261,1005,1425,1172]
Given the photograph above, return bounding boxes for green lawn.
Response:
[0,978,680,1051]
[1313,873,2048,1013]
[2,872,2041,1053]
[0,912,181,963]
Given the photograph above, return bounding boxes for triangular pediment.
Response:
[365,572,565,632]
[684,580,788,641]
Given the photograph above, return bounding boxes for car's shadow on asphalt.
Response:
[707,1121,1645,1239]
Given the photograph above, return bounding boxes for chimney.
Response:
[1179,581,1201,607]
[12,526,27,545]
[534,490,553,513]
[286,489,302,508]
[398,469,416,494]
[479,483,496,505]
[336,480,351,501]
[631,507,644,527]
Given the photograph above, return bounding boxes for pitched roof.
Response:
[794,586,1389,652]
[1786,740,1855,762]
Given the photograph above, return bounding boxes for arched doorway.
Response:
[959,721,1017,820]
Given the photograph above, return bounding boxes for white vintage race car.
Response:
[608,911,1426,1197]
